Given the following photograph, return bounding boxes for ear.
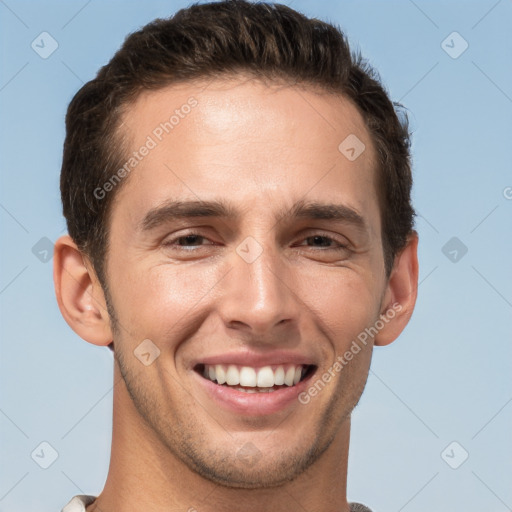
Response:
[53,235,113,347]
[374,231,419,347]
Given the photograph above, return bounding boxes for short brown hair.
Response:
[60,0,415,286]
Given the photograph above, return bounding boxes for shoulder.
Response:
[61,495,97,512]
[349,503,374,512]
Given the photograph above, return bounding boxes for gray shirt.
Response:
[62,494,373,511]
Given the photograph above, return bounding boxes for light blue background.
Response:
[1,1,511,511]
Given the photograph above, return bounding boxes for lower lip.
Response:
[192,369,315,416]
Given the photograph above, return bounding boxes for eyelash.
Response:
[162,232,349,252]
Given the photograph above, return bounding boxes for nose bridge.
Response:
[219,232,299,334]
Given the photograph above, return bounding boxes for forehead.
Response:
[112,76,379,230]
[121,76,372,153]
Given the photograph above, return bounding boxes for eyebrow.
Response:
[139,198,367,233]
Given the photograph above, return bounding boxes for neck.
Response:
[89,366,351,512]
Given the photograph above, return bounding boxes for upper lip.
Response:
[191,349,318,369]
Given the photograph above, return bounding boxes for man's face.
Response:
[104,77,388,487]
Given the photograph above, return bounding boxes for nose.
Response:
[217,237,301,340]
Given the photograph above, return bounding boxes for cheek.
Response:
[109,251,382,354]
[110,261,223,343]
[295,265,381,347]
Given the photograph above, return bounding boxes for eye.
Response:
[161,231,350,256]
[162,232,212,250]
[296,234,349,251]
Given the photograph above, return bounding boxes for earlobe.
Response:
[374,231,419,347]
[53,235,113,347]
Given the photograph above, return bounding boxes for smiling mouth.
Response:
[194,363,317,393]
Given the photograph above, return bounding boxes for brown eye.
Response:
[163,232,212,251]
[298,234,348,251]
[176,234,205,247]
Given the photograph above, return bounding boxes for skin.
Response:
[54,76,418,512]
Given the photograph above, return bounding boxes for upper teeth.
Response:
[203,364,306,387]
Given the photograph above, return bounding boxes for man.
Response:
[54,1,418,511]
